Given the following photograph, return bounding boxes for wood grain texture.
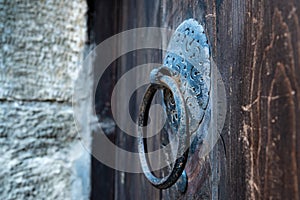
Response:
[241,1,300,199]
[161,0,300,199]
[91,0,300,199]
[114,0,162,199]
[88,0,117,199]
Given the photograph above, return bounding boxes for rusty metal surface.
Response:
[138,72,189,189]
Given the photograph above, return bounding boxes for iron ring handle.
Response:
[138,72,189,189]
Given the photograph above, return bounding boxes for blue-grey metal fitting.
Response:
[138,19,211,190]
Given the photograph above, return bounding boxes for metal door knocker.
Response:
[138,19,211,190]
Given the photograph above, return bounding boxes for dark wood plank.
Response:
[240,1,300,199]
[160,0,300,199]
[91,0,300,199]
[89,0,119,199]
[113,0,162,199]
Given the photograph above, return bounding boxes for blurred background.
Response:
[1,0,300,200]
[0,0,89,199]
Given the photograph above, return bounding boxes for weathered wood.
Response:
[92,0,300,199]
[114,0,162,199]
[160,0,300,199]
[88,0,118,199]
[240,1,300,199]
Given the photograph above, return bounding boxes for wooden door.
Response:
[89,0,300,199]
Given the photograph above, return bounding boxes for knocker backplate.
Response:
[138,19,211,190]
[163,19,211,136]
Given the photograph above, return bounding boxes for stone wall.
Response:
[0,0,90,199]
